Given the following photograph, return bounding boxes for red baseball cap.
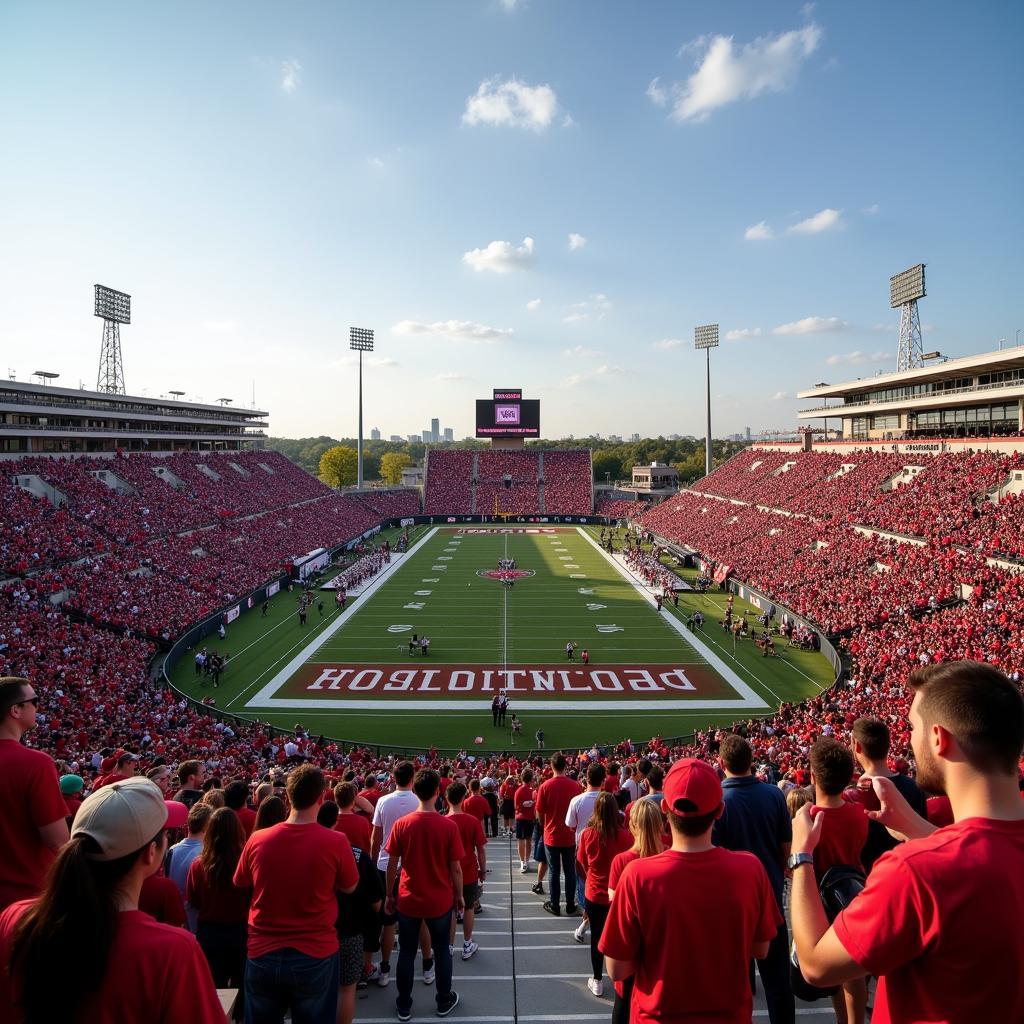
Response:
[164,800,189,830]
[663,758,722,817]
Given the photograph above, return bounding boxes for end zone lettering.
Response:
[304,664,698,696]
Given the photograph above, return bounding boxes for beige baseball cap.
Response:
[72,777,186,861]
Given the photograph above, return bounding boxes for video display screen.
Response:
[475,395,540,438]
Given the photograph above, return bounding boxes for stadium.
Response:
[3,6,1023,1024]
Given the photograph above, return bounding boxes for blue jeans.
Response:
[532,823,547,865]
[544,844,577,911]
[244,947,339,1024]
[397,910,453,1014]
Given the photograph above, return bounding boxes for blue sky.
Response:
[2,1,1022,439]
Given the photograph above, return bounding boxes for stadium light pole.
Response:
[349,327,374,490]
[694,324,719,478]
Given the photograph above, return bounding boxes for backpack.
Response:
[789,864,866,1002]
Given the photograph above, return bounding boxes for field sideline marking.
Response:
[240,528,439,709]
[245,526,764,712]
[577,528,768,710]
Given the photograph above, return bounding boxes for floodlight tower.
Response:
[694,324,719,478]
[890,263,926,372]
[94,284,131,394]
[349,327,374,489]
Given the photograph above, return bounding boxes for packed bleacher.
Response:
[541,449,593,515]
[3,444,1024,1023]
[423,448,593,515]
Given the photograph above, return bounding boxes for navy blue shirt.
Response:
[712,774,791,908]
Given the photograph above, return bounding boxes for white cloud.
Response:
[564,364,625,387]
[725,327,763,341]
[462,236,535,273]
[280,59,302,94]
[525,298,542,312]
[568,232,587,251]
[772,316,847,335]
[788,207,843,234]
[669,24,822,122]
[563,293,611,324]
[801,3,816,19]
[499,0,522,9]
[563,344,600,357]
[771,390,789,400]
[433,371,468,382]
[462,77,562,131]
[646,77,668,107]
[862,203,880,215]
[392,319,513,343]
[744,221,774,241]
[825,350,890,366]
[652,338,685,350]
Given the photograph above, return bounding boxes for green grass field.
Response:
[168,526,834,752]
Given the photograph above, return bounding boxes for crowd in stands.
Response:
[541,450,592,515]
[594,496,648,520]
[422,449,593,516]
[354,490,420,519]
[423,450,475,515]
[3,445,1024,1020]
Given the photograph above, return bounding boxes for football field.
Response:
[169,527,835,751]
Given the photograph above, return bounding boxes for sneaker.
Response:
[364,964,381,985]
[574,921,589,943]
[437,992,460,1018]
[588,977,604,997]
[423,961,436,985]
[448,944,455,958]
[542,900,561,917]
[462,940,479,960]
[566,904,583,917]
[397,1007,412,1022]
[530,883,545,895]
[520,862,530,874]
[474,902,483,914]
[378,963,392,987]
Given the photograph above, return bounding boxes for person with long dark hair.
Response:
[0,776,224,1023]
[576,791,632,996]
[187,807,250,1000]
[253,794,287,831]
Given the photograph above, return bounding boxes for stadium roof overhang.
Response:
[796,346,1024,401]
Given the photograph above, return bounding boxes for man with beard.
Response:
[789,661,1024,1024]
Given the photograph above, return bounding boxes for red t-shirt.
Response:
[463,794,491,823]
[833,818,1024,1024]
[0,740,68,910]
[536,775,583,846]
[139,873,187,927]
[234,820,358,959]
[0,903,224,1024]
[926,795,954,828]
[186,858,251,925]
[608,848,640,894]
[235,806,258,837]
[811,800,868,879]
[335,811,373,851]
[450,811,487,885]
[600,849,780,1023]
[358,786,382,808]
[385,811,464,918]
[514,784,536,821]
[577,825,633,905]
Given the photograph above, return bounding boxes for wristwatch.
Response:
[787,852,814,871]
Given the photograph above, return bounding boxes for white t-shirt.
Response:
[565,789,601,845]
[372,788,420,870]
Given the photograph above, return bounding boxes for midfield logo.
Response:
[476,568,536,581]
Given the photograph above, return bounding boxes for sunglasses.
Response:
[14,696,40,708]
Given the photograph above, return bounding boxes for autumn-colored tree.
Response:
[380,451,413,485]
[319,445,358,488]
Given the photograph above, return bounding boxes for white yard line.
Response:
[241,528,437,708]
[576,528,768,710]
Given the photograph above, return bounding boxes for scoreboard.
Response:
[475,388,541,439]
